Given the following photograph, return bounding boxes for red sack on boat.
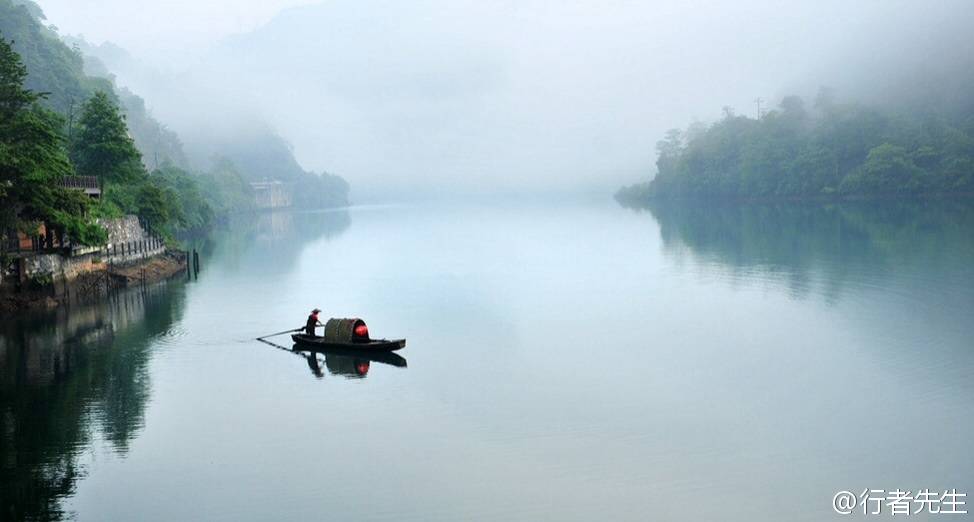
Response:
[354,324,369,338]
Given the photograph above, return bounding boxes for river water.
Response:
[2,198,973,521]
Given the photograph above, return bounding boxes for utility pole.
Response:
[754,97,764,119]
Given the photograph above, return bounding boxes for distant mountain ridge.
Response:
[64,28,349,207]
[1,0,349,208]
[1,0,188,169]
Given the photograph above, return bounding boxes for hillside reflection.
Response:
[194,209,351,274]
[635,198,974,301]
[0,282,187,521]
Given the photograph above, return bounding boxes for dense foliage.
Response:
[68,30,351,209]
[0,36,105,245]
[71,91,144,182]
[0,31,243,245]
[0,0,264,249]
[0,0,112,116]
[0,0,186,167]
[198,158,257,219]
[60,89,192,237]
[3,0,351,254]
[618,91,974,202]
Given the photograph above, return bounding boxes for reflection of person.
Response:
[306,353,324,378]
[305,308,323,336]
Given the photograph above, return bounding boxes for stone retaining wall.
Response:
[21,251,106,284]
[3,215,167,287]
[98,215,147,246]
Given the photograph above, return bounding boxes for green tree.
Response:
[622,91,974,202]
[0,36,104,247]
[150,164,212,230]
[72,90,144,183]
[134,183,175,236]
[840,143,929,194]
[0,0,114,115]
[199,157,255,216]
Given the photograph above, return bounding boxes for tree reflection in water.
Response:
[2,207,356,520]
[631,198,974,302]
[0,282,187,521]
[188,208,352,276]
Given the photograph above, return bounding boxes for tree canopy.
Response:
[618,91,974,203]
[72,90,144,183]
[0,36,104,245]
[2,0,348,251]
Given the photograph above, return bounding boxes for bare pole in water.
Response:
[105,245,113,296]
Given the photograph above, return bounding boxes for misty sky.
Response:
[40,1,314,58]
[35,0,974,194]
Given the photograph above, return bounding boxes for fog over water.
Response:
[4,4,974,519]
[4,199,973,521]
[34,0,973,197]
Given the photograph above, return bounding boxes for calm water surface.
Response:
[2,198,973,521]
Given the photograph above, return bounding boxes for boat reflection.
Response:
[301,346,407,379]
[255,338,406,379]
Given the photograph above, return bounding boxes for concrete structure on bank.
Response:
[0,215,165,289]
[60,176,101,199]
[99,216,154,252]
[250,180,292,210]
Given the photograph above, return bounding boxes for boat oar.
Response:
[256,327,304,341]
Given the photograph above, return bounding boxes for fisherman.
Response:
[305,308,323,337]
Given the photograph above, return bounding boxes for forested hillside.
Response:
[617,90,974,203]
[67,32,350,210]
[0,1,187,168]
[1,0,348,249]
[190,125,350,209]
[0,0,253,241]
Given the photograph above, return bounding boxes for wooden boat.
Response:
[290,333,406,352]
[291,317,405,353]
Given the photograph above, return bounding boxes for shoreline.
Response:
[0,251,188,314]
[615,190,974,208]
